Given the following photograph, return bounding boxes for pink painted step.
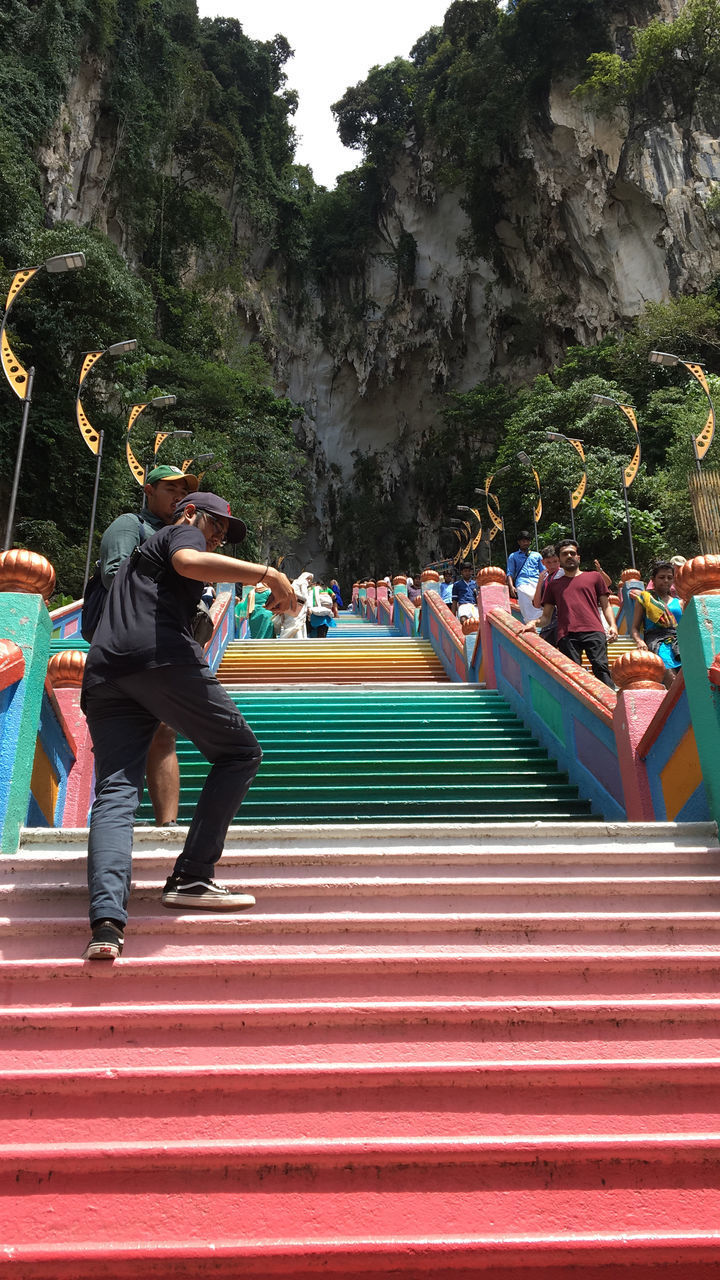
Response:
[3,997,720,1072]
[2,822,720,1276]
[4,1137,720,1253]
[2,1060,720,1145]
[3,949,720,1006]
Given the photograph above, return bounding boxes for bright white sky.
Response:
[197,0,452,187]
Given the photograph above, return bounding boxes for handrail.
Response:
[488,607,616,726]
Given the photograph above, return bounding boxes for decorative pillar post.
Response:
[475,566,510,689]
[674,556,720,825]
[0,550,55,853]
[47,650,93,828]
[392,575,408,596]
[420,570,440,596]
[611,650,667,820]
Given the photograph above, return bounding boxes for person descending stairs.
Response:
[3,607,720,1275]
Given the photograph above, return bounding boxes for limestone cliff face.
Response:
[262,88,720,560]
[35,29,720,562]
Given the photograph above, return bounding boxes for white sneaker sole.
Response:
[161,891,256,911]
[83,939,123,960]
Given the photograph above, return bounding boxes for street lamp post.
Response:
[1,252,86,549]
[648,350,716,474]
[450,517,474,565]
[456,505,483,572]
[478,471,510,566]
[516,451,542,551]
[182,451,215,482]
[125,395,178,485]
[591,394,641,569]
[441,526,464,565]
[76,338,138,592]
[151,430,193,480]
[545,431,587,542]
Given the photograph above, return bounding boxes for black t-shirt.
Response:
[83,524,206,689]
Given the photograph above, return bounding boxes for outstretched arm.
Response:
[172,550,296,614]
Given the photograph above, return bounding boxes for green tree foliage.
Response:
[317,0,617,267]
[332,58,418,170]
[575,0,720,122]
[0,4,309,597]
[339,289,720,580]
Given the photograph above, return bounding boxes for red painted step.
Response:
[2,820,720,1275]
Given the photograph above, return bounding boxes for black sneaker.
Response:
[161,874,256,911]
[82,919,124,961]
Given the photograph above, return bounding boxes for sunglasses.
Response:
[201,512,227,541]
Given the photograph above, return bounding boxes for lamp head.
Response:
[195,452,215,463]
[516,451,532,466]
[545,431,564,442]
[592,394,617,406]
[648,351,679,367]
[44,252,86,273]
[107,338,138,357]
[456,505,470,512]
[169,430,192,438]
[149,395,177,408]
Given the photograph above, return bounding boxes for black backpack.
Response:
[81,514,148,643]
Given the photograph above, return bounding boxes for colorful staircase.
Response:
[3,611,720,1274]
[137,614,595,824]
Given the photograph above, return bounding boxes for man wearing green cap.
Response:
[96,464,198,825]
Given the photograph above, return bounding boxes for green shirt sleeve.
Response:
[99,514,143,589]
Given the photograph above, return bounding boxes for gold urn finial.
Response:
[0,549,56,600]
[476,566,506,587]
[612,649,667,690]
[674,555,720,603]
[47,650,86,688]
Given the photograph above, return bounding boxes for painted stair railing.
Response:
[3,819,720,1276]
[356,567,716,826]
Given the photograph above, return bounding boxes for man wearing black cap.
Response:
[96,464,198,826]
[81,491,296,960]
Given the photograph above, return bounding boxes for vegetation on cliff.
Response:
[0,0,309,595]
[329,287,720,584]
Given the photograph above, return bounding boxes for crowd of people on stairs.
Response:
[237,570,343,639]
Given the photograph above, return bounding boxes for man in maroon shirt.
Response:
[520,538,618,688]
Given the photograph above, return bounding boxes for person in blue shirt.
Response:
[506,531,544,623]
[451,562,478,621]
[439,568,455,605]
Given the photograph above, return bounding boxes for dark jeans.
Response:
[558,630,614,688]
[84,664,262,926]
